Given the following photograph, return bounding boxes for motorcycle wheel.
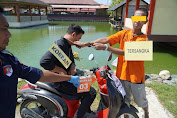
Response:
[20,99,64,118]
[117,112,139,118]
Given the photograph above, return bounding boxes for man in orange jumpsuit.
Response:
[74,8,149,118]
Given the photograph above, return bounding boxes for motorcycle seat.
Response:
[35,82,81,100]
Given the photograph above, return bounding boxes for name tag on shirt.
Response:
[125,41,153,61]
[49,43,72,69]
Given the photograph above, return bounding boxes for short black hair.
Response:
[67,23,85,35]
[0,6,4,14]
[135,8,148,17]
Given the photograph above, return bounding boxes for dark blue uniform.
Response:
[0,50,43,118]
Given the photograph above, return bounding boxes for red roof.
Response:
[53,8,95,12]
[1,0,48,6]
[51,5,109,9]
[41,0,99,5]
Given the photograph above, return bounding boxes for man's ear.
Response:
[71,32,76,37]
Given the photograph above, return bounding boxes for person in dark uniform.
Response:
[40,24,96,118]
[0,6,80,118]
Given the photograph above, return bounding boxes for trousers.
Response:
[54,81,96,118]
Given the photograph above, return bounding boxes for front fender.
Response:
[117,104,138,116]
[18,88,68,117]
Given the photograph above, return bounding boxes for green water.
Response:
[146,45,177,74]
[7,21,177,74]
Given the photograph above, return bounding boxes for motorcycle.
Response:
[17,53,139,118]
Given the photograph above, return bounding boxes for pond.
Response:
[7,21,177,74]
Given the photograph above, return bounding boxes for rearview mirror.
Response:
[88,54,94,61]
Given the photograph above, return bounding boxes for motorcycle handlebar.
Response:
[90,68,98,73]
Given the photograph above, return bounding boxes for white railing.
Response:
[109,19,124,27]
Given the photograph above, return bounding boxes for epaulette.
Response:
[1,50,14,56]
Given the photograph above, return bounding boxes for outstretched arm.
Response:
[39,70,71,82]
[73,37,110,47]
[17,56,80,88]
[93,43,124,55]
[39,71,80,88]
[90,37,110,44]
[107,46,124,55]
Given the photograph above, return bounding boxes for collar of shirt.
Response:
[62,37,72,47]
[0,50,13,56]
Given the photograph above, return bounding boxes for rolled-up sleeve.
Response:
[108,30,127,46]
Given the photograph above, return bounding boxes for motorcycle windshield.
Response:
[107,78,122,118]
[95,66,123,118]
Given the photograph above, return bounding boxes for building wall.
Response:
[6,16,18,22]
[32,16,41,21]
[151,0,177,35]
[6,16,48,22]
[9,20,48,28]
[5,15,48,28]
[41,16,47,20]
[96,9,108,15]
[21,16,31,22]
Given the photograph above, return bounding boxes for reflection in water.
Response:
[7,21,177,74]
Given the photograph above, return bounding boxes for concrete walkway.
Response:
[136,87,174,118]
